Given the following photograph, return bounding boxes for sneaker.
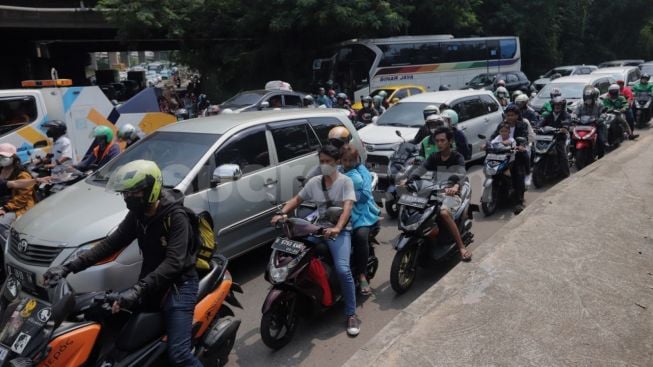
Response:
[524,174,532,187]
[347,315,360,336]
[513,203,525,215]
[630,134,640,140]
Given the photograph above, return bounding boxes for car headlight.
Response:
[64,238,124,266]
[269,265,289,284]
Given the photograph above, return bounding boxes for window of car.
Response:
[506,74,519,83]
[269,121,321,163]
[480,95,500,113]
[628,69,641,83]
[283,95,302,108]
[451,98,486,122]
[408,88,423,96]
[516,72,528,81]
[308,117,345,145]
[392,89,409,100]
[0,96,38,136]
[579,67,592,74]
[215,127,270,175]
[266,94,283,108]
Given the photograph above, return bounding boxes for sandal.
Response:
[359,279,372,296]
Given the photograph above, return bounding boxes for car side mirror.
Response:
[395,130,402,138]
[259,101,270,110]
[33,140,48,149]
[211,164,242,187]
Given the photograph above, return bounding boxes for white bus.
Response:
[313,35,521,102]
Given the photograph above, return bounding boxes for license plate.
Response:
[486,153,507,161]
[271,238,305,255]
[397,194,428,209]
[6,265,36,290]
[536,135,554,141]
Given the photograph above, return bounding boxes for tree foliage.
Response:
[97,0,653,100]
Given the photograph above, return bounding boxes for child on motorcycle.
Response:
[490,123,516,148]
[271,145,361,336]
[340,145,380,296]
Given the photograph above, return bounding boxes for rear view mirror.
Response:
[212,164,242,187]
[33,140,48,149]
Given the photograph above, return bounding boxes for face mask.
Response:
[124,196,148,216]
[0,157,12,167]
[320,164,336,176]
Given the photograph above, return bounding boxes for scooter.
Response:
[531,125,571,188]
[0,254,242,367]
[634,91,652,128]
[389,173,476,294]
[570,116,599,171]
[479,136,527,216]
[377,130,419,219]
[602,110,625,149]
[260,211,379,350]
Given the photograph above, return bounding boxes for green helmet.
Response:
[93,125,114,144]
[441,109,459,126]
[106,160,162,205]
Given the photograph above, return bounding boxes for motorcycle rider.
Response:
[412,105,441,144]
[632,73,653,118]
[515,94,539,125]
[316,87,332,108]
[616,80,635,131]
[404,127,472,261]
[441,109,471,160]
[539,97,571,177]
[43,160,203,366]
[271,145,361,336]
[490,104,530,214]
[118,123,140,149]
[0,143,35,245]
[303,94,316,108]
[495,79,506,91]
[495,86,510,108]
[76,126,121,172]
[603,84,638,139]
[511,90,523,103]
[573,85,608,158]
[540,87,562,118]
[378,90,390,109]
[39,120,73,169]
[372,95,386,114]
[418,114,448,159]
[340,145,380,296]
[356,96,379,124]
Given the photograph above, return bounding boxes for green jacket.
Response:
[541,100,553,118]
[420,136,456,159]
[632,82,653,94]
[602,96,628,112]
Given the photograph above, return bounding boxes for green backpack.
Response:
[163,207,217,271]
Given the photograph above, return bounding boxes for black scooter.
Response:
[531,125,571,188]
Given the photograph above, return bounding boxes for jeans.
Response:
[309,231,356,316]
[162,275,202,367]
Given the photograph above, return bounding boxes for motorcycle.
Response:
[570,115,599,171]
[634,91,652,128]
[260,211,379,349]
[531,125,571,188]
[0,255,242,367]
[27,164,87,201]
[479,136,528,216]
[389,171,476,294]
[602,110,626,149]
[374,130,419,219]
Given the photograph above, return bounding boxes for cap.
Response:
[0,143,17,157]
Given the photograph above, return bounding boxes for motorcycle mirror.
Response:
[2,275,20,301]
[395,130,402,137]
[478,134,487,140]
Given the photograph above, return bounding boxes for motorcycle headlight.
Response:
[268,265,289,284]
[65,238,123,266]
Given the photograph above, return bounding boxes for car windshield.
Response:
[468,74,495,87]
[537,83,586,100]
[221,91,267,108]
[640,64,653,75]
[92,132,220,187]
[376,102,443,127]
[543,68,573,78]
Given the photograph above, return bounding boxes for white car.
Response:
[530,74,616,113]
[591,66,641,86]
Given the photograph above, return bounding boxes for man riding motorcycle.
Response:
[441,109,470,160]
[573,85,608,158]
[603,84,638,140]
[43,160,203,366]
[118,123,140,149]
[356,96,379,124]
[616,80,635,131]
[515,94,539,125]
[539,96,572,176]
[495,86,510,108]
[633,73,653,95]
[372,95,386,115]
[38,120,73,169]
[419,114,447,159]
[75,125,121,172]
[413,105,441,144]
[541,87,562,118]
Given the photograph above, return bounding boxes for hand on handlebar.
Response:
[323,227,341,239]
[271,213,287,225]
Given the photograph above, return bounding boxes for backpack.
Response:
[163,207,217,271]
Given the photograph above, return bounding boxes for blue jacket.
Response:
[316,95,332,108]
[344,166,380,229]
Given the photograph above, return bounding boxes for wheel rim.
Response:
[397,250,415,287]
[267,297,296,340]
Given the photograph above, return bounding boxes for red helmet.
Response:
[616,80,625,86]
[328,89,336,97]
[496,79,506,87]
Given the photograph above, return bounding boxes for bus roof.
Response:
[341,35,518,46]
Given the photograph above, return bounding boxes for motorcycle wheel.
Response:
[532,162,545,189]
[199,317,237,367]
[575,149,591,171]
[390,246,418,294]
[481,186,497,216]
[385,198,399,219]
[260,293,298,350]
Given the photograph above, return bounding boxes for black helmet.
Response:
[504,103,521,115]
[641,73,650,81]
[42,120,67,139]
[582,85,598,102]
[552,96,566,108]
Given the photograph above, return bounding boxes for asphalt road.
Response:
[222,157,567,367]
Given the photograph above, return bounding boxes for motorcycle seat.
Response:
[115,312,164,352]
[198,260,224,301]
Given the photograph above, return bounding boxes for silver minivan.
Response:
[4,109,365,295]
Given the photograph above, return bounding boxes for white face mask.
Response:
[320,164,336,176]
[0,157,12,167]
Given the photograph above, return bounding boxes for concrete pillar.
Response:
[119,51,129,67]
[108,52,119,69]
[138,51,146,64]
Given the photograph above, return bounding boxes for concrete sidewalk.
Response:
[344,134,653,367]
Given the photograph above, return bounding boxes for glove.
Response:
[43,265,70,286]
[109,282,146,310]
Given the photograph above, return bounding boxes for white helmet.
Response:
[118,124,137,140]
[515,94,529,107]
[495,86,509,98]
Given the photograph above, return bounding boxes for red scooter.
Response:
[571,115,598,170]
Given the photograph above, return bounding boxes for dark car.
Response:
[219,89,307,113]
[467,71,531,93]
